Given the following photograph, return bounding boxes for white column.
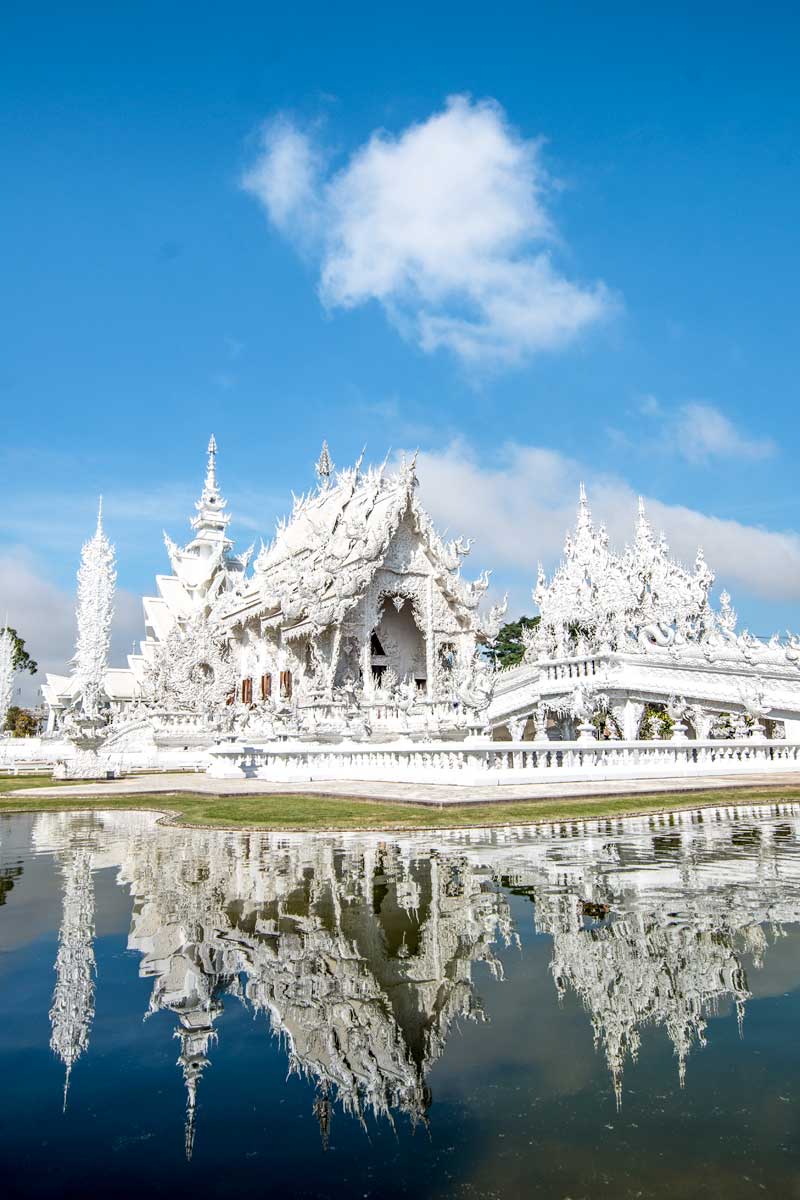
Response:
[425,575,435,699]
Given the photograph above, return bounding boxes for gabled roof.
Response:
[249,451,490,631]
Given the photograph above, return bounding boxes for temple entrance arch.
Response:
[370,593,427,693]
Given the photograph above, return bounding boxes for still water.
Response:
[2,804,800,1198]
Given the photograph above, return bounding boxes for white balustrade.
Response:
[206,737,800,785]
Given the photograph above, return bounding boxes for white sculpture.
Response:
[0,625,15,734]
[72,499,116,718]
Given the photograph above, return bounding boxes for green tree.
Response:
[639,703,674,740]
[493,616,540,669]
[1,627,38,675]
[3,706,40,737]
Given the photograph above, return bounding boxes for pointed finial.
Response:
[96,496,103,534]
[576,481,592,530]
[203,435,218,498]
[315,440,333,486]
[638,495,646,518]
[400,449,419,490]
[62,1064,71,1113]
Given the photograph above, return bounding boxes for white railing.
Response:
[207,737,800,786]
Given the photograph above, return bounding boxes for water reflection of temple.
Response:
[123,835,513,1153]
[32,804,800,1151]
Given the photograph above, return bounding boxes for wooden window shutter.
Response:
[280,670,292,699]
[242,677,253,705]
[260,673,272,700]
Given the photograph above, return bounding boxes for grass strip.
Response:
[2,776,800,831]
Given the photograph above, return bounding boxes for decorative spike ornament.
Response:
[72,500,116,717]
[315,440,333,487]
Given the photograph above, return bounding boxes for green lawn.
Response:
[1,774,799,831]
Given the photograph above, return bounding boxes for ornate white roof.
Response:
[532,488,718,656]
[248,447,492,632]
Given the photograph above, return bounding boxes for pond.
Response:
[2,803,800,1198]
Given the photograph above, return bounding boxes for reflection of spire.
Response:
[49,848,96,1110]
[541,886,754,1102]
[175,1010,219,1161]
[312,1082,332,1150]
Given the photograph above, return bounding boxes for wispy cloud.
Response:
[242,95,614,367]
[675,402,775,464]
[609,399,776,465]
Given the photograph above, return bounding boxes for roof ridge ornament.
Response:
[315,440,334,488]
[204,434,218,500]
[576,482,592,532]
[399,449,419,491]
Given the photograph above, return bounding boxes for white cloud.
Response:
[0,547,143,707]
[610,400,777,467]
[242,95,613,365]
[243,116,322,235]
[412,441,800,608]
[675,402,775,464]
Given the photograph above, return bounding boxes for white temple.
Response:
[21,436,800,784]
[43,436,505,753]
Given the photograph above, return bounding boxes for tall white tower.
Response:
[73,499,116,716]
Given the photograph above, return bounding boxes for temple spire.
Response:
[634,494,655,556]
[72,504,116,717]
[192,434,231,534]
[576,481,592,533]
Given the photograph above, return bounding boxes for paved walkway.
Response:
[14,771,800,807]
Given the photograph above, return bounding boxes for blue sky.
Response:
[2,1,799,692]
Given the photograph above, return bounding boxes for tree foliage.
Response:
[493,616,540,669]
[1,627,38,675]
[3,705,40,737]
